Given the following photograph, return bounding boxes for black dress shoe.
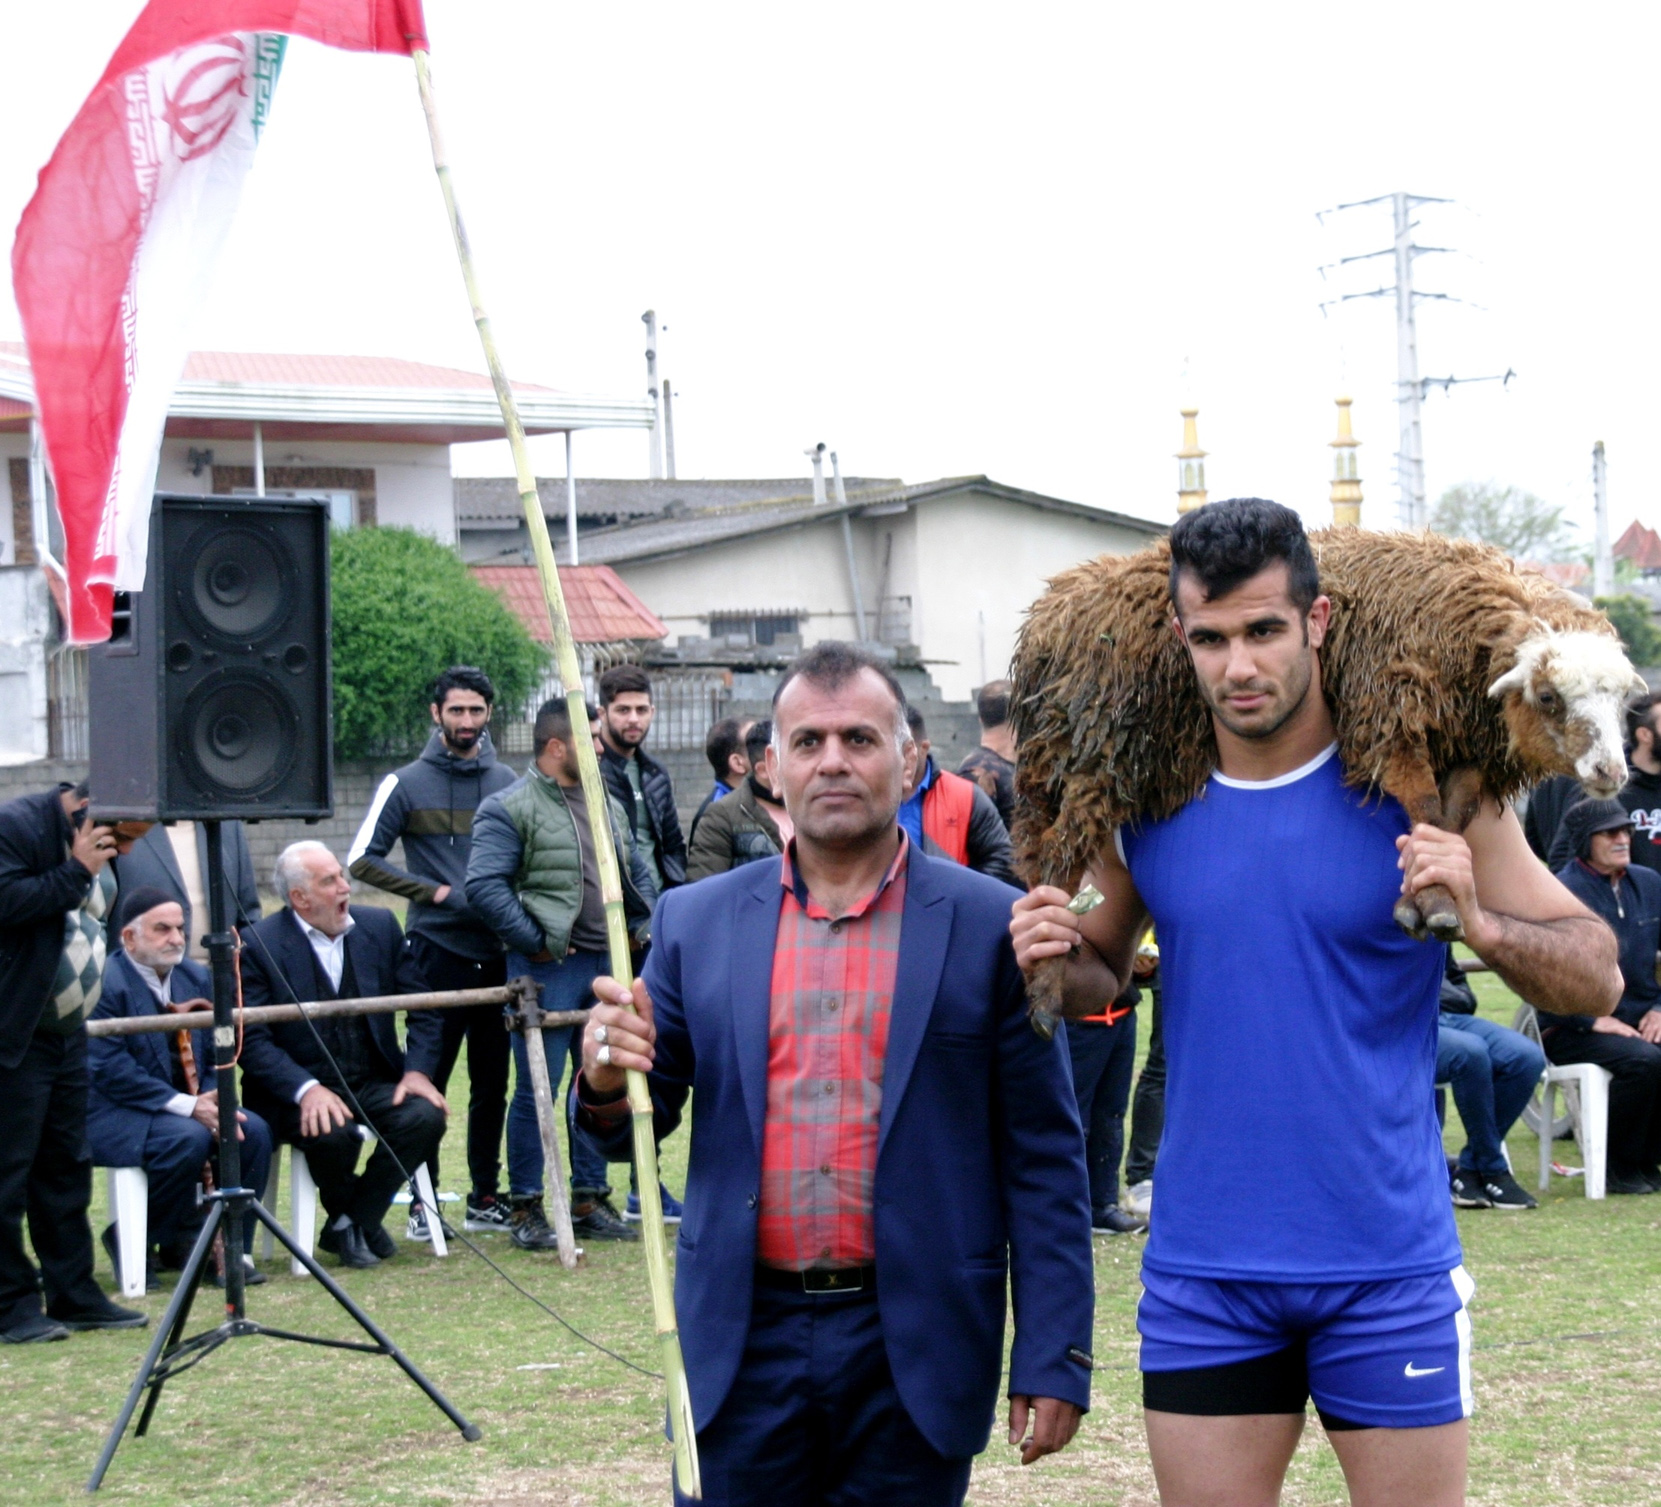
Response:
[361,1222,396,1261]
[318,1221,380,1269]
[1,1313,70,1344]
[100,1224,159,1293]
[1607,1171,1656,1196]
[52,1300,148,1331]
[211,1256,268,1288]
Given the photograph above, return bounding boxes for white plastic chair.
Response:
[262,1141,446,1276]
[105,1167,149,1300]
[1513,1004,1611,1200]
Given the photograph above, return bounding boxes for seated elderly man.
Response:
[1546,799,1661,1194]
[238,842,447,1268]
[1437,948,1545,1210]
[86,887,272,1289]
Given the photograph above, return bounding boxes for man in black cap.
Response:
[1546,799,1661,1193]
[87,887,272,1289]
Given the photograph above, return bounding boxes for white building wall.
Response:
[155,438,455,542]
[911,492,1156,701]
[0,567,53,761]
[613,516,866,645]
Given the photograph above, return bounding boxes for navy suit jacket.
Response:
[87,951,217,1167]
[615,845,1094,1460]
[236,906,440,1117]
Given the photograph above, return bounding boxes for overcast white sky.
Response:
[3,2,1657,540]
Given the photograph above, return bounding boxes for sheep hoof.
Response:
[1425,910,1464,943]
[1028,1007,1061,1042]
[1392,895,1429,940]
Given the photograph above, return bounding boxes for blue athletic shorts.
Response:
[1138,1264,1474,1430]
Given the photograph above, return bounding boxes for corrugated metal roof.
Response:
[454,475,901,526]
[178,350,559,392]
[471,564,667,645]
[504,475,1168,567]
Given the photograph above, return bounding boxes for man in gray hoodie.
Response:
[348,667,518,1234]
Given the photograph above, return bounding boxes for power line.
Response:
[1317,192,1514,529]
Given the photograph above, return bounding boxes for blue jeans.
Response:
[1436,1013,1546,1174]
[1065,1012,1138,1218]
[506,951,610,1197]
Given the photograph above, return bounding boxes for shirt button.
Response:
[829,921,842,934]
[821,1246,831,1259]
[823,1082,835,1095]
[825,997,839,1012]
[820,1163,832,1175]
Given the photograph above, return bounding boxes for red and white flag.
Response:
[12,1,427,642]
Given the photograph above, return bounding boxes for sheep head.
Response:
[1487,627,1646,796]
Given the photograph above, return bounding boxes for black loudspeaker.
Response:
[89,494,333,822]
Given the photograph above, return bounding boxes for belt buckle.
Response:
[802,1267,863,1294]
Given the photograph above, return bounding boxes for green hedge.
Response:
[330,527,548,758]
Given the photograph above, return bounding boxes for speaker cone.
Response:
[178,522,296,643]
[179,671,300,797]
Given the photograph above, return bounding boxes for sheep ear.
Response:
[1633,672,1652,699]
[1489,663,1529,700]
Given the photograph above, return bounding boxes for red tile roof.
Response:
[472,564,667,645]
[1615,520,1661,572]
[1518,560,1590,590]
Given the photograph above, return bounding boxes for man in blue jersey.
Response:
[1012,497,1621,1506]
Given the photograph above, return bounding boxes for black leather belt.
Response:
[754,1264,876,1294]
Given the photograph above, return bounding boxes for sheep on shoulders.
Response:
[1010,528,1644,1036]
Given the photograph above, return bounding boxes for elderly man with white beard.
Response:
[86,887,272,1291]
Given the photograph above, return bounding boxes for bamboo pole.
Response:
[411,48,701,1499]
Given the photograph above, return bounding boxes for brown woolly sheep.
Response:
[1010,528,1645,1036]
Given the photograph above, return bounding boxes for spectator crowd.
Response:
[0,654,1652,1347]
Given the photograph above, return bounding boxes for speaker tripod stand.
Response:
[88,821,480,1492]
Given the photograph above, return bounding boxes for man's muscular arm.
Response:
[1009,839,1148,1018]
[1399,799,1620,1017]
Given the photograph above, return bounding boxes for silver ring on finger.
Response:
[595,1024,608,1045]
[597,1043,612,1067]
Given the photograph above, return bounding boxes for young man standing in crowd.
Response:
[597,665,686,896]
[467,698,658,1247]
[349,666,517,1235]
[958,678,1018,830]
[1618,694,1661,874]
[900,705,1016,884]
[688,716,754,849]
[687,718,787,881]
[1011,498,1619,1506]
[0,784,149,1343]
[1544,798,1661,1193]
[580,643,1092,1505]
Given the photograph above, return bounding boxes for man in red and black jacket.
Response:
[898,705,1015,884]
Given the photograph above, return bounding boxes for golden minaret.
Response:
[1329,396,1362,527]
[1176,407,1208,513]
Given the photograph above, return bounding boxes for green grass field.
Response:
[5,968,1659,1506]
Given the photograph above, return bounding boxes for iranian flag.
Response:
[11,0,428,642]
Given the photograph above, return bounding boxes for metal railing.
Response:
[47,645,88,761]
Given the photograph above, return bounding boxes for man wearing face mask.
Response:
[87,888,273,1289]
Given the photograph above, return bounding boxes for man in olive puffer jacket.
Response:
[467,699,655,1249]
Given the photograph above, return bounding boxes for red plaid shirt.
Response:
[756,834,909,1270]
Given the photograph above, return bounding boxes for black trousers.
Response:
[1544,1027,1661,1178]
[410,937,509,1196]
[0,1031,107,1328]
[1125,982,1165,1188]
[268,1077,446,1231]
[1066,1013,1138,1216]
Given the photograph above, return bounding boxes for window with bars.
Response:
[708,611,801,646]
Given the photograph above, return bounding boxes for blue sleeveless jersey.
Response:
[1120,744,1459,1282]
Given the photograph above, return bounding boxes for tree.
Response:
[1429,482,1578,562]
[330,527,549,758]
[1594,594,1661,668]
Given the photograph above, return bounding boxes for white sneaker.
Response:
[406,1203,433,1242]
[1123,1180,1153,1219]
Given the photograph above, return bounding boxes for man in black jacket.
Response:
[1545,799,1661,1194]
[1620,695,1661,875]
[348,666,518,1234]
[237,842,447,1269]
[0,784,148,1343]
[597,665,685,893]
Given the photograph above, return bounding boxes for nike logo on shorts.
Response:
[1404,1363,1445,1378]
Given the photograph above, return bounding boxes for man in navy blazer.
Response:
[237,842,446,1269]
[87,887,272,1286]
[581,643,1093,1506]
